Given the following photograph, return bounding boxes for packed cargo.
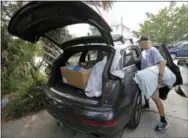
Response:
[59,50,108,98]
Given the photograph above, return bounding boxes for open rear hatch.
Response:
[8,1,114,47]
[8,1,115,106]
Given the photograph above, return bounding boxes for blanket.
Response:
[134,65,176,99]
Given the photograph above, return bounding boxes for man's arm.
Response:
[159,60,166,76]
[152,49,166,82]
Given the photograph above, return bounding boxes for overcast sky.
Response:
[68,2,186,37]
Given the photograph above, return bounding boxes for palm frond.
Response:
[86,1,113,12]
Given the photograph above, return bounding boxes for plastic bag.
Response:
[85,57,107,97]
[110,41,132,78]
[134,65,176,99]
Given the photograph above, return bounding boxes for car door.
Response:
[159,44,183,86]
[158,44,185,99]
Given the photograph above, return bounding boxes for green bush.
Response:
[3,82,46,120]
[2,69,47,120]
[35,71,48,86]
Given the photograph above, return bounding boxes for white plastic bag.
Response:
[134,65,176,99]
[85,57,107,97]
[110,41,132,78]
[110,48,124,78]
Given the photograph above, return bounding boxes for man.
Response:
[138,36,168,133]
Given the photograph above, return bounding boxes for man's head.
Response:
[138,36,151,50]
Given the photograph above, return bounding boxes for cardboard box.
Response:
[60,67,92,89]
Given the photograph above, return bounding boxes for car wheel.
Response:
[170,53,177,59]
[127,92,142,129]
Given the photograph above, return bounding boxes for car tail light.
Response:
[76,118,119,127]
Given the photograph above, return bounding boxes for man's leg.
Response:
[151,96,165,117]
[151,89,168,132]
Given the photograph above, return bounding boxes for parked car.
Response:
[177,59,188,67]
[168,44,188,59]
[8,1,183,138]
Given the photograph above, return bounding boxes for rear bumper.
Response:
[44,96,132,136]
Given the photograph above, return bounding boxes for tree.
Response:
[138,3,188,45]
[88,1,113,35]
[1,1,27,51]
[86,1,113,14]
[1,1,46,96]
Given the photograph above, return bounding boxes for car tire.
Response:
[170,53,177,59]
[127,92,142,129]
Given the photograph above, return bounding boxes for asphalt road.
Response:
[2,65,188,138]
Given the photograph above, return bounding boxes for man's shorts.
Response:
[152,84,165,98]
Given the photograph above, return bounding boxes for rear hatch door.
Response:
[8,1,114,47]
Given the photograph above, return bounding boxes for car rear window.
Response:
[45,24,100,44]
[66,50,107,66]
[85,50,98,62]
[67,52,82,65]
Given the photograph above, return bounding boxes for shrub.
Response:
[2,71,47,120]
[3,83,46,120]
